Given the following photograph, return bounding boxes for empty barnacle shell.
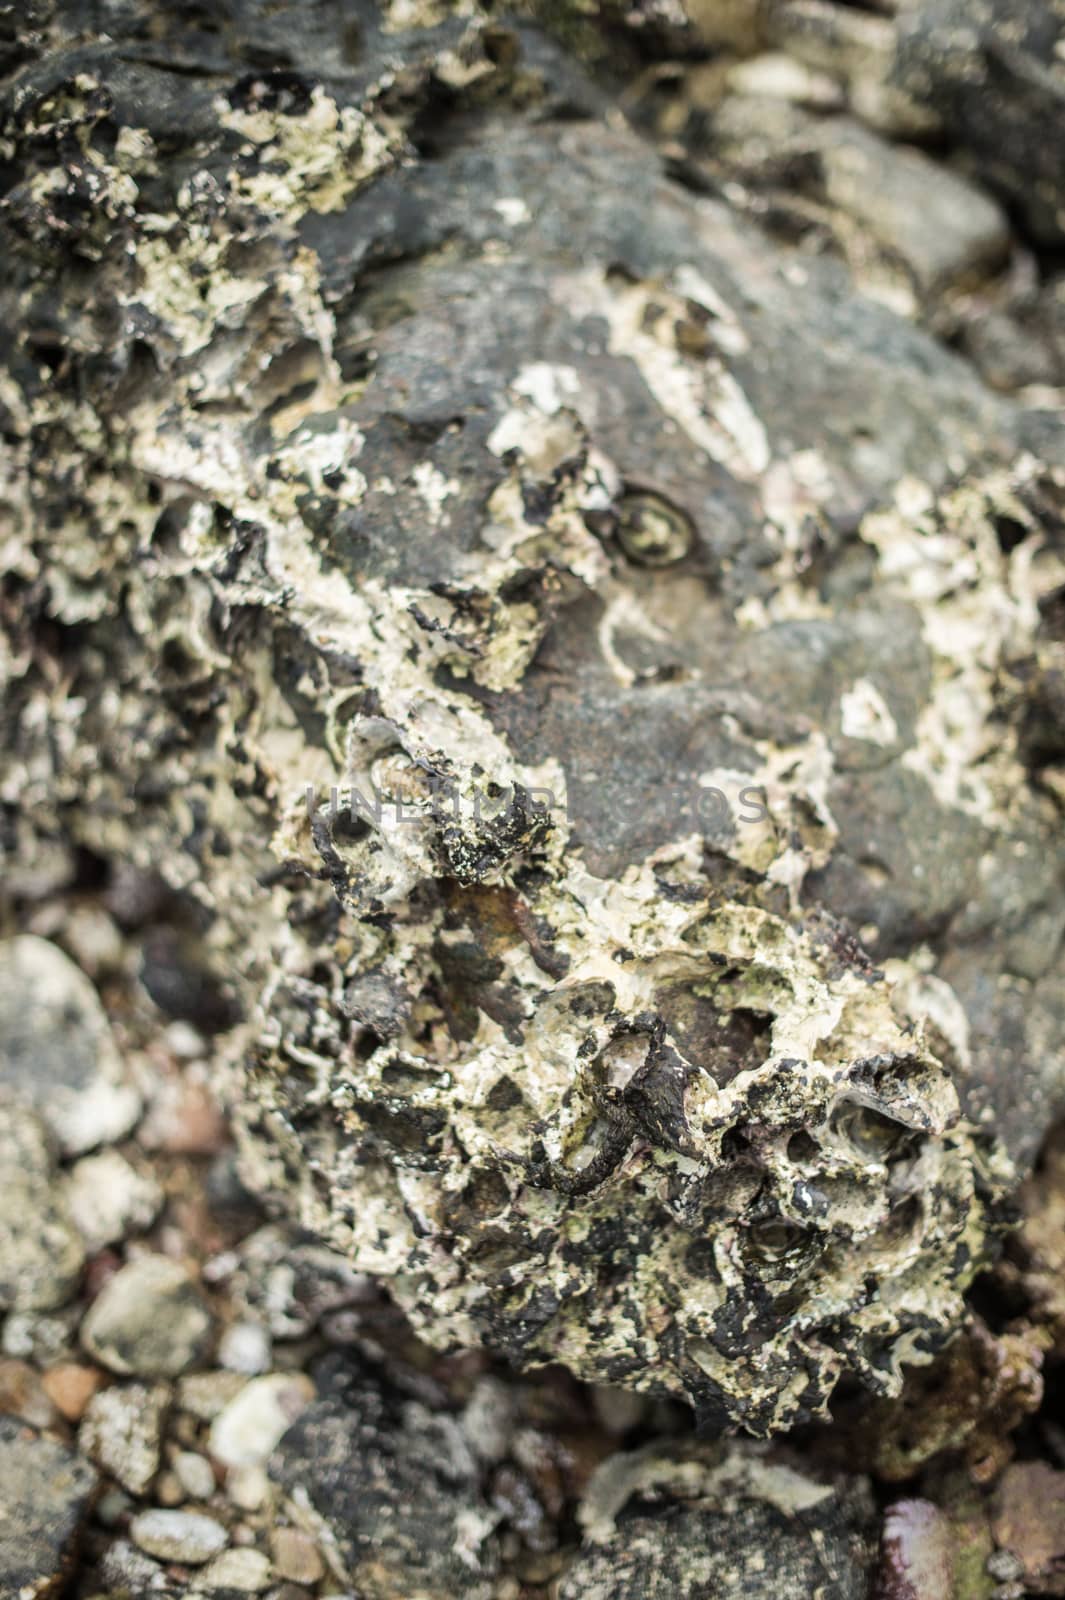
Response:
[616,489,694,566]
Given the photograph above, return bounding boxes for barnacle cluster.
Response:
[3,4,1064,1433]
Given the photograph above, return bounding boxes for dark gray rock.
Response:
[893,0,1065,246]
[270,1353,499,1600]
[0,1414,97,1598]
[557,1440,876,1600]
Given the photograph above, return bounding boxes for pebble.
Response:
[2,1306,81,1365]
[0,1100,84,1313]
[0,1415,98,1599]
[200,1546,272,1591]
[79,1382,170,1495]
[80,1255,214,1377]
[130,1508,228,1565]
[227,1464,270,1511]
[208,1372,315,1469]
[40,1361,104,1422]
[99,1538,166,1591]
[0,1358,59,1428]
[218,1320,272,1376]
[156,1470,186,1507]
[271,1528,325,1586]
[0,936,140,1154]
[64,1149,164,1253]
[175,1450,218,1502]
[178,1370,248,1420]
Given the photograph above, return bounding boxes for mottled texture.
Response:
[559,1439,876,1599]
[2,1,1065,1438]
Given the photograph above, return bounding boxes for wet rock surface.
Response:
[1,2,1065,1598]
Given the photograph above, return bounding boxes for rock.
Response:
[0,1359,58,1428]
[79,1381,170,1495]
[558,1439,876,1599]
[200,1546,273,1592]
[129,1508,228,1565]
[763,0,934,133]
[209,1373,315,1470]
[178,1372,249,1422]
[225,1464,270,1512]
[270,1528,325,1586]
[709,98,1009,303]
[98,1537,167,1592]
[893,0,1065,246]
[217,1321,272,1377]
[2,1306,81,1365]
[64,1149,164,1254]
[270,1354,500,1600]
[2,0,1065,1437]
[80,1256,214,1378]
[0,936,140,1154]
[875,1500,955,1600]
[963,276,1065,396]
[0,1099,84,1312]
[174,1450,218,1503]
[990,1462,1065,1596]
[40,1361,104,1423]
[0,1414,98,1598]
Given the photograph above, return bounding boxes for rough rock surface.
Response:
[0,1414,97,1598]
[1,0,1064,1445]
[270,1351,502,1600]
[557,1439,876,1599]
[0,1097,84,1313]
[79,1255,214,1378]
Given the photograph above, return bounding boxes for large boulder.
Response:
[1,1,1064,1433]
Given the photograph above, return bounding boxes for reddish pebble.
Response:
[42,1362,105,1422]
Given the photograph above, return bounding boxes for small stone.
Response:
[174,1450,217,1502]
[877,1500,954,1600]
[2,1307,80,1365]
[0,1100,84,1312]
[227,1465,270,1511]
[94,1486,133,1527]
[64,1150,164,1254]
[59,905,127,978]
[0,936,140,1154]
[990,1462,1065,1594]
[41,1361,104,1422]
[129,1508,228,1565]
[200,1547,272,1592]
[156,1470,186,1507]
[271,1528,325,1586]
[218,1321,272,1376]
[209,1373,315,1469]
[99,1537,165,1591]
[80,1255,214,1378]
[138,1073,227,1155]
[0,1359,59,1428]
[0,1414,98,1599]
[79,1382,170,1495]
[463,1377,515,1464]
[987,1549,1024,1582]
[178,1371,248,1421]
